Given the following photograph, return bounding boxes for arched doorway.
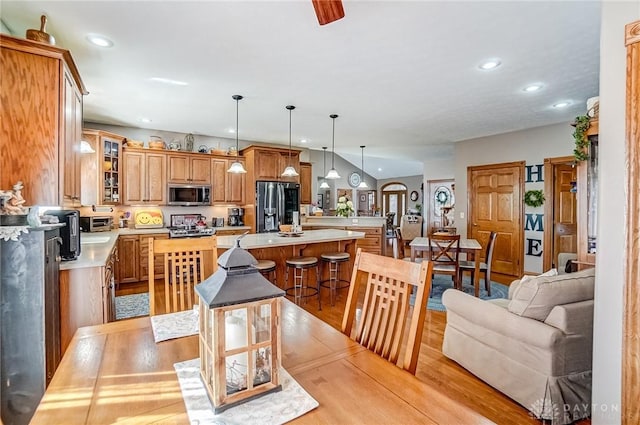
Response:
[381,183,408,227]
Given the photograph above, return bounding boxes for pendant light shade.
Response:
[227,95,247,174]
[319,147,330,189]
[281,105,299,177]
[357,145,369,188]
[325,114,340,179]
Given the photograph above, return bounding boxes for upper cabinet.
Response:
[211,157,246,205]
[576,119,599,268]
[242,146,301,182]
[300,162,312,204]
[81,129,125,205]
[167,153,211,184]
[122,148,167,205]
[0,35,87,206]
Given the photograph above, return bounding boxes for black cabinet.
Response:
[1,226,62,425]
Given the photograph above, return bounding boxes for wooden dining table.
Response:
[30,299,494,425]
[410,237,484,297]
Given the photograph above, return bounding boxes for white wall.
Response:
[454,123,576,272]
[591,2,639,423]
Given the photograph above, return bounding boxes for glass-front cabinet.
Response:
[80,129,125,206]
[102,137,120,204]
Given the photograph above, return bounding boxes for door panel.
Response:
[553,164,577,267]
[468,162,524,279]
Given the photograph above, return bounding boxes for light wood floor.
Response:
[117,236,590,425]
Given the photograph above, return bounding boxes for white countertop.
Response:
[301,216,386,228]
[60,228,364,270]
[216,229,365,249]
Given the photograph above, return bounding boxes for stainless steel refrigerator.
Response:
[256,181,300,233]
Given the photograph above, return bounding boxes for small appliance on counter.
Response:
[211,217,225,227]
[134,209,164,229]
[44,209,81,261]
[80,215,113,232]
[228,207,244,226]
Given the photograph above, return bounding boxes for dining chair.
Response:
[148,236,218,316]
[427,233,461,290]
[341,248,433,374]
[458,231,497,295]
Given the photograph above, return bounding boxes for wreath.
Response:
[524,190,545,208]
[434,187,450,205]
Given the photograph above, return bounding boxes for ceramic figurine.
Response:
[1,181,27,215]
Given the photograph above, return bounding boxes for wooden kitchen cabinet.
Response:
[116,235,139,284]
[116,233,168,285]
[300,162,312,204]
[0,34,87,206]
[139,233,169,282]
[347,226,383,256]
[242,146,301,182]
[60,242,118,354]
[167,153,211,184]
[122,148,167,205]
[279,151,301,183]
[81,129,125,205]
[211,156,246,204]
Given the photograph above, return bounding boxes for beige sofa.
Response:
[442,268,595,424]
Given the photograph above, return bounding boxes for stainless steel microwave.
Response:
[168,184,211,206]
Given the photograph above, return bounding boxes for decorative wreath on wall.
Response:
[524,190,545,208]
[434,186,451,206]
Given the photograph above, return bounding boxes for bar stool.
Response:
[320,252,351,306]
[254,259,277,286]
[284,256,321,310]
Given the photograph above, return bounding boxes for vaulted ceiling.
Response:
[1,1,601,179]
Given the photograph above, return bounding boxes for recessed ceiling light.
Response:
[478,59,501,70]
[523,84,543,93]
[378,168,382,172]
[150,77,188,86]
[139,117,152,123]
[300,139,308,144]
[553,101,571,108]
[228,128,236,134]
[86,34,113,47]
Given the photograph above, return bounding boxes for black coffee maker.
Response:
[227,208,244,226]
[44,209,81,260]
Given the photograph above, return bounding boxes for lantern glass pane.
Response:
[252,304,271,344]
[225,308,249,394]
[253,347,272,387]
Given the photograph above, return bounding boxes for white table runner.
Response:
[150,308,199,342]
[174,358,318,425]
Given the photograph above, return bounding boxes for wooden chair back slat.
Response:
[149,236,218,316]
[342,249,433,374]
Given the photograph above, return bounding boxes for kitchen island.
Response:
[300,216,386,256]
[217,229,365,288]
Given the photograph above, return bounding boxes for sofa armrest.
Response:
[543,300,594,335]
[442,289,563,349]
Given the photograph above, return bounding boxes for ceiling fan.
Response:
[311,0,345,25]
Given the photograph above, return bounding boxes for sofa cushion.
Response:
[507,268,595,321]
[508,268,558,300]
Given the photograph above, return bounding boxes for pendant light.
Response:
[227,95,247,173]
[281,105,299,177]
[325,114,340,179]
[319,147,330,189]
[357,145,369,188]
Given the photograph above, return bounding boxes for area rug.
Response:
[175,358,318,425]
[115,292,149,320]
[426,275,509,312]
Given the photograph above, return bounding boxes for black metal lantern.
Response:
[195,237,285,413]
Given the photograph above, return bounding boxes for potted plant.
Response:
[573,115,591,162]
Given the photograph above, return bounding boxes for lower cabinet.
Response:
[348,226,383,255]
[117,233,168,285]
[59,243,118,354]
